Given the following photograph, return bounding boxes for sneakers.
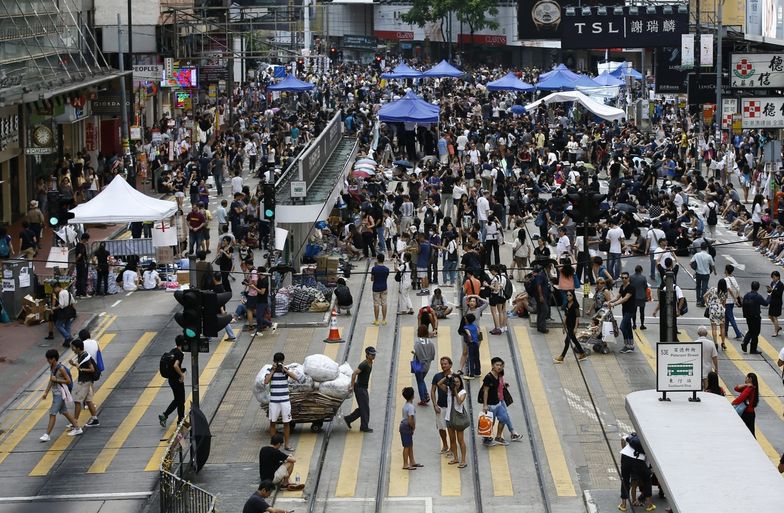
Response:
[553,356,564,364]
[39,433,50,442]
[510,433,523,442]
[619,346,635,354]
[490,328,502,335]
[482,438,496,447]
[271,323,278,333]
[85,418,100,427]
[494,437,510,446]
[66,428,83,436]
[159,414,167,427]
[577,353,589,362]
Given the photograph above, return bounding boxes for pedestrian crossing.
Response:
[0,318,782,498]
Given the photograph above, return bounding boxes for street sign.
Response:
[721,98,738,129]
[290,180,307,198]
[656,342,702,394]
[741,97,784,128]
[731,53,784,88]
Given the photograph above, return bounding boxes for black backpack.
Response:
[79,354,101,381]
[159,350,176,379]
[424,207,435,226]
[502,273,513,300]
[707,203,718,226]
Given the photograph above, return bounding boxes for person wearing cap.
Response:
[345,346,376,433]
[26,200,45,246]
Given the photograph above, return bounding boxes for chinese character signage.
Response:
[656,343,702,393]
[741,97,784,128]
[731,53,784,88]
[559,4,689,49]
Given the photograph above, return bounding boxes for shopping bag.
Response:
[602,321,616,339]
[477,411,494,437]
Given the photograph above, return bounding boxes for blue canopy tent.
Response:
[536,69,599,91]
[539,63,579,81]
[593,70,625,87]
[381,63,422,79]
[378,91,440,123]
[486,72,535,92]
[422,60,465,78]
[610,63,643,80]
[266,74,315,91]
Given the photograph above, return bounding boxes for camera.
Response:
[276,363,284,373]
[445,376,455,389]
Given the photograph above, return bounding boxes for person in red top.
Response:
[732,372,759,437]
[186,203,206,255]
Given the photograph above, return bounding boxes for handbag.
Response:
[395,270,402,282]
[703,306,710,318]
[410,359,423,374]
[449,399,470,431]
[734,400,747,415]
[502,385,514,406]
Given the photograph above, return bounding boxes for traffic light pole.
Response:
[188,255,200,410]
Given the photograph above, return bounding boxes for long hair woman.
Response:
[733,373,759,437]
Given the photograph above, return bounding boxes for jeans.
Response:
[164,377,186,423]
[345,386,370,430]
[255,300,272,330]
[724,303,743,338]
[695,273,710,305]
[649,253,657,280]
[536,298,550,332]
[479,220,487,242]
[488,401,514,432]
[414,371,429,402]
[442,260,458,285]
[634,299,646,327]
[620,311,634,345]
[560,327,585,358]
[467,342,481,376]
[76,264,88,296]
[484,239,500,266]
[55,316,73,343]
[743,316,761,352]
[376,227,386,254]
[189,231,203,254]
[212,171,223,195]
[607,252,621,280]
[96,269,109,295]
[225,323,235,339]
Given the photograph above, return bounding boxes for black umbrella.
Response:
[614,203,637,214]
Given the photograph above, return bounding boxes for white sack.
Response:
[338,362,353,377]
[318,373,351,400]
[254,364,273,404]
[304,354,340,382]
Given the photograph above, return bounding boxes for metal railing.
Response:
[158,417,217,513]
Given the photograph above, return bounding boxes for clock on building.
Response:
[32,125,53,147]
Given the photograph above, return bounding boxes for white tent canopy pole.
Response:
[68,175,178,224]
[524,90,626,122]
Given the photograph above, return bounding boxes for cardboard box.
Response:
[24,313,44,325]
[176,270,190,284]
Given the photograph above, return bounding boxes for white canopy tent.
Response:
[68,175,178,224]
[524,90,626,122]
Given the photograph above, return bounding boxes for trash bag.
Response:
[318,373,351,399]
[338,362,353,378]
[288,373,315,393]
[303,354,340,382]
[286,363,306,383]
[253,364,273,404]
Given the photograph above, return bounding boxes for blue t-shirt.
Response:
[416,242,431,268]
[371,265,389,292]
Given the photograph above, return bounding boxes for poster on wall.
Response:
[748,0,762,36]
[655,47,688,94]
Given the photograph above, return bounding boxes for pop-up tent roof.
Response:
[422,60,465,78]
[381,63,422,79]
[487,72,535,92]
[593,70,625,86]
[539,64,579,81]
[68,175,178,224]
[266,74,315,91]
[536,69,599,91]
[610,62,643,80]
[378,91,440,123]
[524,90,625,122]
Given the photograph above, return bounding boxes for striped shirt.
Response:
[269,369,290,403]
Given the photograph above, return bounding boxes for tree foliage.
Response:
[401,0,499,33]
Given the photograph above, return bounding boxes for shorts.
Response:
[72,381,94,403]
[373,291,388,306]
[175,191,185,198]
[49,394,68,415]
[269,401,292,423]
[489,294,506,306]
[439,154,449,164]
[272,463,289,484]
[435,407,447,431]
[246,295,258,309]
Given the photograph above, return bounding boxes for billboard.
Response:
[560,5,689,49]
[747,0,763,36]
[731,53,784,88]
[741,97,784,128]
[655,47,688,94]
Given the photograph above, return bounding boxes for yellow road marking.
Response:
[388,326,414,496]
[437,327,461,497]
[335,326,378,497]
[29,332,156,476]
[87,373,166,473]
[0,331,117,467]
[757,335,781,364]
[637,329,780,464]
[515,327,576,497]
[280,432,317,497]
[0,315,116,439]
[479,326,514,497]
[144,336,233,471]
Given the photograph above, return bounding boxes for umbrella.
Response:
[510,105,526,115]
[353,162,376,171]
[352,169,374,178]
[393,159,413,168]
[614,203,637,214]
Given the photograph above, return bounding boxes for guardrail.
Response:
[158,417,217,513]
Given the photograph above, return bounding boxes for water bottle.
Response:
[295,473,301,485]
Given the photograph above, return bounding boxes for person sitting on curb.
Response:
[258,434,304,491]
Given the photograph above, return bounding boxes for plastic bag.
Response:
[288,373,315,394]
[318,373,351,399]
[304,354,340,382]
[602,321,615,339]
[338,362,353,377]
[286,363,306,383]
[253,364,273,404]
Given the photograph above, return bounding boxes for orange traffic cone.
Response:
[324,308,345,344]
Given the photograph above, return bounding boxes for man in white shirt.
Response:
[606,219,625,280]
[695,326,718,388]
[244,139,257,173]
[646,221,666,280]
[476,190,491,242]
[724,264,744,340]
[231,170,244,196]
[122,267,140,292]
[555,227,571,259]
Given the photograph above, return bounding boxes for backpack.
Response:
[80,354,101,381]
[0,236,9,258]
[706,242,716,258]
[56,364,74,392]
[707,203,718,226]
[742,294,756,318]
[534,211,546,227]
[159,350,176,379]
[625,433,645,457]
[502,274,513,300]
[423,207,435,226]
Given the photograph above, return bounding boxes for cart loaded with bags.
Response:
[254,354,352,432]
[575,307,619,355]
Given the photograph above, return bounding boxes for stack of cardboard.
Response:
[315,256,340,283]
[19,295,47,325]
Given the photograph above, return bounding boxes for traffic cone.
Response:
[324,308,345,344]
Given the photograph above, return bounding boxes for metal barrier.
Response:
[91,238,156,260]
[158,417,217,513]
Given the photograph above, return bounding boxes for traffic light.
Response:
[329,47,337,61]
[201,290,232,337]
[174,289,202,343]
[262,183,276,221]
[374,54,382,70]
[296,59,305,73]
[568,192,607,223]
[48,211,75,229]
